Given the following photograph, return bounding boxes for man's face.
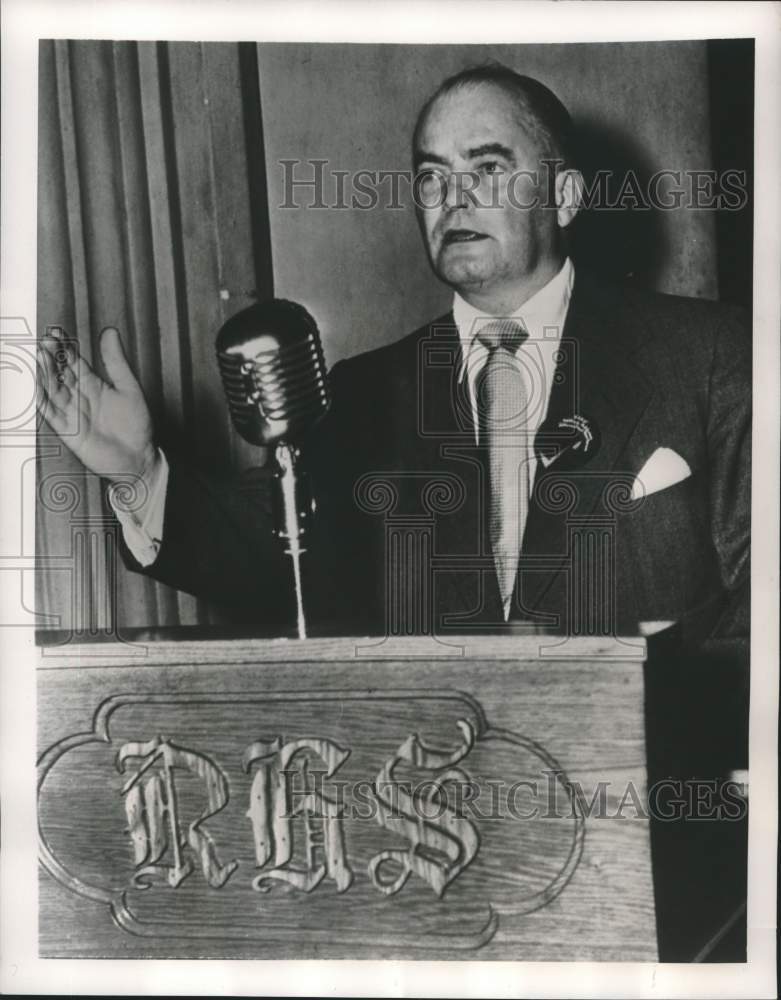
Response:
[414,83,560,304]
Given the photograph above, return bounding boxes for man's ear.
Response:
[555,169,583,228]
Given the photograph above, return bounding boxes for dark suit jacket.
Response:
[125,271,750,641]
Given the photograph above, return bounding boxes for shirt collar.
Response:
[452,256,574,362]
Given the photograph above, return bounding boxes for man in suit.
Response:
[38,64,750,643]
[38,63,751,960]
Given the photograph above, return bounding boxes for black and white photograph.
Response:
[1,1,778,996]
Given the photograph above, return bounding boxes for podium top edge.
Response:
[36,633,648,669]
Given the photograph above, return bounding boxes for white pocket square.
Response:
[630,447,691,500]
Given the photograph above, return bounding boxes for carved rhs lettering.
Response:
[117,727,479,898]
[118,736,238,889]
[243,736,353,894]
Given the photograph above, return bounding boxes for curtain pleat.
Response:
[37,40,270,635]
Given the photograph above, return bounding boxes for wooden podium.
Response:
[37,634,657,960]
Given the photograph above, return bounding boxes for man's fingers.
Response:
[36,377,68,431]
[40,330,97,384]
[57,357,77,389]
[99,327,138,392]
[39,331,78,393]
[73,353,95,382]
[41,329,75,368]
[37,340,65,399]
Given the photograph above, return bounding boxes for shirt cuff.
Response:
[108,448,169,567]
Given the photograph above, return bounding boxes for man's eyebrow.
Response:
[413,150,449,168]
[465,142,515,161]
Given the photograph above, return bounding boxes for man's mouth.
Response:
[441,229,488,246]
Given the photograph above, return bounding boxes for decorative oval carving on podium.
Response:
[38,689,585,953]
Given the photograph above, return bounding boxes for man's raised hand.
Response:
[37,326,157,483]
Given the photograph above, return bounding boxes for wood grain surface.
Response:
[37,635,656,960]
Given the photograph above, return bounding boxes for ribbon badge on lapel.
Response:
[535,413,601,471]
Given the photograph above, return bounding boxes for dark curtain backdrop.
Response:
[36,39,753,636]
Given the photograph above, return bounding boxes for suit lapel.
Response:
[519,273,654,616]
[403,314,503,622]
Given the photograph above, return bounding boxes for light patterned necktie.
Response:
[476,319,530,619]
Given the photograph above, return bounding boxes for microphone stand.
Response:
[273,443,308,640]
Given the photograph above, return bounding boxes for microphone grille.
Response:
[216,299,330,446]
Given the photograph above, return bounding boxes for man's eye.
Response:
[416,169,448,200]
[478,161,504,176]
[418,168,445,185]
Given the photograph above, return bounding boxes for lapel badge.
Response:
[535,413,600,471]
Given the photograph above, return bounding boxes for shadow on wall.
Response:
[570,116,667,289]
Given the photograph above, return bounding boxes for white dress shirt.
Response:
[108,448,168,567]
[453,256,574,479]
[113,258,575,569]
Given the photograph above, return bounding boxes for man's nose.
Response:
[443,171,476,211]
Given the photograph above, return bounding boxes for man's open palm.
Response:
[38,326,157,483]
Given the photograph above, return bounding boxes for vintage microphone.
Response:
[215,299,330,639]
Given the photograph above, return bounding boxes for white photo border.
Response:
[1,2,778,997]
